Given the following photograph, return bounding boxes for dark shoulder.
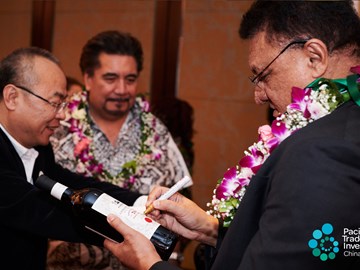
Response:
[150,261,181,270]
[284,100,360,147]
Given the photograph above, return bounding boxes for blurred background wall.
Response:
[1,1,358,269]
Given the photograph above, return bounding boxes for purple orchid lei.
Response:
[60,90,160,189]
[207,66,360,227]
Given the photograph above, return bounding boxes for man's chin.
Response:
[38,138,50,146]
[106,109,129,119]
[272,109,281,118]
[105,103,132,117]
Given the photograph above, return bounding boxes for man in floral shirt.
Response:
[49,30,192,270]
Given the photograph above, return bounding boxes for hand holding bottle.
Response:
[146,186,219,247]
[105,214,162,270]
[35,174,178,260]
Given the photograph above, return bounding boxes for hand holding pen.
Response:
[144,176,191,215]
[144,178,219,247]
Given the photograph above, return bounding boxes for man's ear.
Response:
[2,85,19,110]
[83,73,92,93]
[303,38,329,78]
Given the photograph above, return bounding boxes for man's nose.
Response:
[55,107,66,120]
[114,79,127,94]
[254,86,267,105]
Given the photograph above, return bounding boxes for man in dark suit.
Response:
[104,1,360,269]
[0,47,142,269]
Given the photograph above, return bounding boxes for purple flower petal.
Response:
[265,137,279,153]
[350,65,360,75]
[215,167,240,200]
[223,166,237,180]
[291,86,307,103]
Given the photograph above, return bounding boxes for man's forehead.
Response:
[98,53,137,68]
[248,40,268,72]
[248,33,280,71]
[96,55,138,78]
[32,58,66,93]
[32,55,58,67]
[99,52,135,62]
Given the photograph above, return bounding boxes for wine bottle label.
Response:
[92,194,160,239]
[51,182,68,200]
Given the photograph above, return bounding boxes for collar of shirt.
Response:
[86,103,135,133]
[0,124,39,184]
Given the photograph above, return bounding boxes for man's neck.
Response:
[89,111,128,146]
[326,51,360,79]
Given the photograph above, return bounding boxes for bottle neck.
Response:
[51,182,72,201]
[35,174,73,202]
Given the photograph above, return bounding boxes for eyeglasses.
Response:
[14,84,68,114]
[249,39,309,87]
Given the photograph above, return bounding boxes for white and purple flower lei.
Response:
[61,90,159,189]
[207,66,360,227]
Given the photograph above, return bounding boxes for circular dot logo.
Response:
[144,217,153,223]
[308,223,339,261]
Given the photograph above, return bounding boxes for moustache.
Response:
[107,97,130,102]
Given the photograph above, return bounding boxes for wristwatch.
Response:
[169,252,184,263]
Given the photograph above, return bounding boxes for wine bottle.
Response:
[35,174,178,260]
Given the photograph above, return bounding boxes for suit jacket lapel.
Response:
[0,128,27,179]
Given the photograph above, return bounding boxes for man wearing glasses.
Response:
[104,1,360,270]
[13,84,68,114]
[0,47,142,269]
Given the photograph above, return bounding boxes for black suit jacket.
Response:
[152,101,360,270]
[0,128,141,270]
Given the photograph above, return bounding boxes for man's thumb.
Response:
[107,214,126,233]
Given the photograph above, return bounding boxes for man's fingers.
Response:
[106,214,134,236]
[104,236,119,251]
[146,186,169,207]
[153,199,180,214]
[107,214,124,230]
[104,214,129,250]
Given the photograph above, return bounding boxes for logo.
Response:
[308,223,339,261]
[144,217,153,223]
[342,227,360,257]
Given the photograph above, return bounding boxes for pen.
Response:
[144,175,191,215]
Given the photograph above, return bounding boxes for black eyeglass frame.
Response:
[249,39,310,85]
[13,84,68,113]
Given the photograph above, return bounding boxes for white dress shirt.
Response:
[0,124,39,184]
